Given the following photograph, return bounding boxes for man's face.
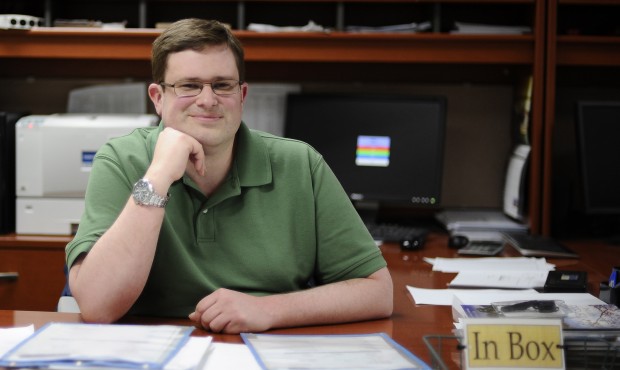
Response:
[149,44,247,151]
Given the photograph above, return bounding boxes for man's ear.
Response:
[240,83,248,104]
[148,83,164,115]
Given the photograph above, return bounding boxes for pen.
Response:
[501,300,557,313]
[610,267,619,288]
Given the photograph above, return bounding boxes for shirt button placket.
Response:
[197,207,214,241]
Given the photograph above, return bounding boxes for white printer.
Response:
[15,114,159,235]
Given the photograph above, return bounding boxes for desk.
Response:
[0,235,616,367]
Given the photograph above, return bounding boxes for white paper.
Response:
[426,256,555,273]
[203,343,261,370]
[247,21,325,33]
[345,22,431,33]
[407,286,539,306]
[0,325,34,357]
[448,270,549,289]
[166,337,212,370]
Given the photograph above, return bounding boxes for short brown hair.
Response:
[151,19,245,84]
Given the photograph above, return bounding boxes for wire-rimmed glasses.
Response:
[160,79,242,97]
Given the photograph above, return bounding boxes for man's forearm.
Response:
[69,199,164,322]
[264,267,393,329]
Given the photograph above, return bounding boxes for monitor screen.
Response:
[576,101,620,215]
[284,93,446,213]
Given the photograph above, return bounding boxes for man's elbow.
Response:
[75,297,122,324]
[72,283,127,324]
[371,267,394,318]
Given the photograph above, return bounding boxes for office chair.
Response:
[57,296,80,313]
[57,265,80,313]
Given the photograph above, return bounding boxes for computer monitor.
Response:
[575,101,620,239]
[576,101,620,214]
[284,92,446,223]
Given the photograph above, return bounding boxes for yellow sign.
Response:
[462,318,565,369]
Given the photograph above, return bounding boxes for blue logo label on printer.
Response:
[82,151,96,167]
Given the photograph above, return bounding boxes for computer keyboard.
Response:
[365,222,428,246]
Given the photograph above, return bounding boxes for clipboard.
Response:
[0,323,192,369]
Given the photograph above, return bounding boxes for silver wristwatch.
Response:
[132,178,169,208]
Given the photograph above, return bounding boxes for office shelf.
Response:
[0,28,536,64]
[5,0,537,30]
[554,0,620,66]
[556,36,620,66]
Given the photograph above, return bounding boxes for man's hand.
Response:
[188,288,275,333]
[188,269,392,334]
[149,127,206,188]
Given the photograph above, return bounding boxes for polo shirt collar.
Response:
[234,122,273,187]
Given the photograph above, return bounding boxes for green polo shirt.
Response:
[66,122,386,317]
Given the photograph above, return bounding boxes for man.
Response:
[66,18,393,334]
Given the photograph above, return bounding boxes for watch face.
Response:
[133,178,168,207]
[133,179,152,204]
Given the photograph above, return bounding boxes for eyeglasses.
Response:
[160,79,242,97]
